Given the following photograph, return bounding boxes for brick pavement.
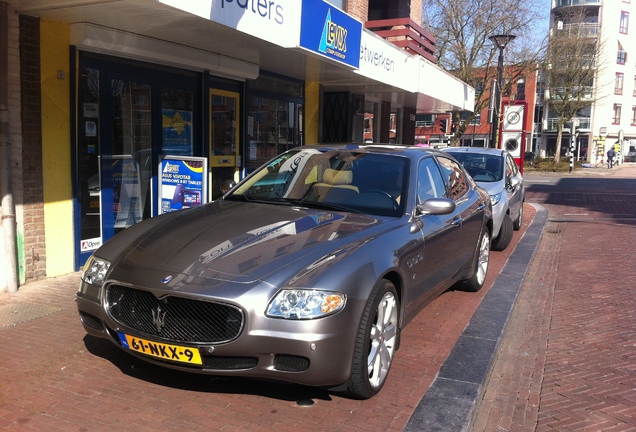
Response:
[0,204,532,431]
[471,163,636,432]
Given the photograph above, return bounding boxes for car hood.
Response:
[118,200,383,283]
[474,180,504,196]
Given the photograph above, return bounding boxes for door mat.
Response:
[0,302,62,328]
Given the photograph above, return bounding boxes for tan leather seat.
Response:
[312,168,359,201]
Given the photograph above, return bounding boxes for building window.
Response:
[620,11,629,34]
[615,73,625,94]
[632,106,636,125]
[617,50,627,64]
[613,104,622,124]
[415,114,434,127]
[633,75,636,96]
[460,111,481,126]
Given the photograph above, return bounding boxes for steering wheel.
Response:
[473,171,497,181]
[366,190,399,211]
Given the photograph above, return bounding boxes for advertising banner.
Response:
[159,0,302,48]
[162,109,193,155]
[159,156,208,214]
[356,31,419,92]
[299,0,362,68]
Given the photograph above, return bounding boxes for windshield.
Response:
[226,149,409,217]
[449,153,504,182]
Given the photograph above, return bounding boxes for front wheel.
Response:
[461,228,491,292]
[346,279,399,399]
[491,214,513,251]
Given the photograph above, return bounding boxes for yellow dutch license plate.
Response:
[118,332,202,365]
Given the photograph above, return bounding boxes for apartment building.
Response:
[541,0,636,163]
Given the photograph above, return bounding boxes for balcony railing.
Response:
[553,0,601,8]
[548,86,594,100]
[555,22,599,37]
[365,18,436,63]
[544,117,591,131]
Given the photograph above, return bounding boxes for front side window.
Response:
[417,157,446,203]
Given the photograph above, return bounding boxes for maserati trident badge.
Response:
[151,306,167,332]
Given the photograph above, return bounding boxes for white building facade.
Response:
[543,0,636,164]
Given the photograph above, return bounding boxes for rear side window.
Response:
[435,155,469,201]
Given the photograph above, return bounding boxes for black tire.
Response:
[461,228,491,292]
[491,214,513,251]
[513,203,523,231]
[346,279,399,399]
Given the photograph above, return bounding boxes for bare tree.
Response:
[422,0,547,145]
[543,8,607,162]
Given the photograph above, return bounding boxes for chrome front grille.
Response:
[106,285,244,344]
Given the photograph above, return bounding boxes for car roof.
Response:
[294,144,448,159]
[442,146,506,156]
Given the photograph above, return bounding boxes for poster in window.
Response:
[162,109,193,155]
[159,156,208,214]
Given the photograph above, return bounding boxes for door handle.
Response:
[451,216,462,226]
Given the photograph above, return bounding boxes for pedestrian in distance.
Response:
[607,147,616,168]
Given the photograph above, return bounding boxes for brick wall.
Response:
[346,0,368,21]
[19,15,46,281]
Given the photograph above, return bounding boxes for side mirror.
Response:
[508,177,521,189]
[220,180,237,195]
[416,198,456,216]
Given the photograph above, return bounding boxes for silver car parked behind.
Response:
[443,147,524,251]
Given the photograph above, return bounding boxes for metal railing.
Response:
[553,0,601,7]
[556,22,599,37]
[545,117,591,131]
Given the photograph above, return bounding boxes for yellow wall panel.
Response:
[40,20,74,275]
[305,82,320,145]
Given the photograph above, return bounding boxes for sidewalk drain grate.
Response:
[0,303,62,328]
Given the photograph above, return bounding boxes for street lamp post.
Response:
[488,34,516,148]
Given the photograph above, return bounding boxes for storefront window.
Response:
[247,98,300,171]
[246,75,303,173]
[78,68,101,244]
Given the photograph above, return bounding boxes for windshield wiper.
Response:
[223,194,252,202]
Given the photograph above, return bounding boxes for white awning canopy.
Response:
[18,0,474,113]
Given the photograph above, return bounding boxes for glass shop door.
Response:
[209,89,240,200]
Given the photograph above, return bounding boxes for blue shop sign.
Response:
[300,0,362,68]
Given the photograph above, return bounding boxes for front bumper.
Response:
[76,282,361,388]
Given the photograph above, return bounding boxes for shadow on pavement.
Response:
[83,334,334,403]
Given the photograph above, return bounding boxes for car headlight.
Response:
[81,256,111,286]
[490,192,502,206]
[266,289,346,319]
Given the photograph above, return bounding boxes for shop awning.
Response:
[17,0,474,113]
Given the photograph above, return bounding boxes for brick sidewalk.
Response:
[0,209,532,431]
[471,165,636,431]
